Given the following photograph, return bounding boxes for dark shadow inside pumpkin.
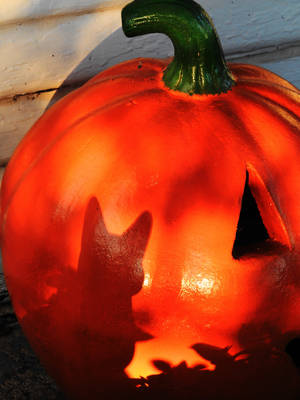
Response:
[128,332,300,400]
[125,322,300,399]
[286,337,300,368]
[232,170,288,259]
[10,195,300,399]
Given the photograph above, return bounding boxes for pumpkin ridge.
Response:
[0,87,165,224]
[237,78,300,97]
[84,68,162,89]
[230,63,299,92]
[211,95,262,155]
[0,67,165,208]
[235,79,300,113]
[89,57,168,83]
[237,88,300,136]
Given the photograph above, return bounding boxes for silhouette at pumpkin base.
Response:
[129,329,300,400]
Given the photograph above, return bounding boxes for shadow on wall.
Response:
[46,26,172,108]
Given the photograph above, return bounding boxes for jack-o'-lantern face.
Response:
[1,0,300,398]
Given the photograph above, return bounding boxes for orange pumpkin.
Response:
[1,0,300,398]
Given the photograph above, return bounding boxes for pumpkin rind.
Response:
[1,0,300,397]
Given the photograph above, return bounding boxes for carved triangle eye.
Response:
[232,169,290,260]
[232,171,269,259]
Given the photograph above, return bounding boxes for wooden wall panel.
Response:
[0,9,121,98]
[0,90,56,165]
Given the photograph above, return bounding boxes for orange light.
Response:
[1,2,300,398]
[125,337,215,379]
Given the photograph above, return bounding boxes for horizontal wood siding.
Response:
[0,91,55,165]
[0,0,127,25]
[0,9,121,99]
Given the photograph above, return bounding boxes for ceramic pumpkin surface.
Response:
[1,0,300,398]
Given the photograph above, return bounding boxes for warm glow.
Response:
[181,274,215,296]
[143,272,151,287]
[125,337,214,378]
[1,15,300,399]
[44,286,58,300]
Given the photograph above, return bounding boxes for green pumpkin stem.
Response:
[122,0,235,95]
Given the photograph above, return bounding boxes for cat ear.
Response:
[77,197,108,283]
[81,198,152,258]
[78,198,152,286]
[122,211,153,258]
[81,196,108,244]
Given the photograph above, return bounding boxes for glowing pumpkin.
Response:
[1,0,300,398]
